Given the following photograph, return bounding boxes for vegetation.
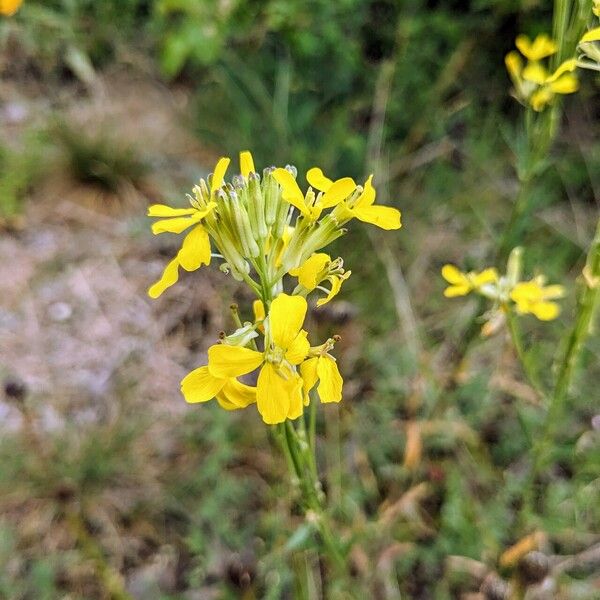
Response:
[0,0,599,598]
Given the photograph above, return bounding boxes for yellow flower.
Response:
[317,171,401,230]
[181,367,257,411]
[593,1,600,17]
[147,156,229,298]
[272,167,356,221]
[300,350,343,404]
[529,59,578,112]
[0,0,23,16]
[441,264,498,297]
[181,294,309,424]
[289,252,351,306]
[515,34,557,61]
[510,279,565,321]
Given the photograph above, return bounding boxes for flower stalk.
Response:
[526,219,600,493]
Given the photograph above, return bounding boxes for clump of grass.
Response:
[0,131,46,222]
[53,122,148,194]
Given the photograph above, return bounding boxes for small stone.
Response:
[518,551,549,584]
[48,301,73,322]
[480,573,510,600]
[3,376,27,402]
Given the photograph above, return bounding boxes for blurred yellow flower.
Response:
[510,279,565,321]
[0,0,22,16]
[529,59,579,111]
[441,264,498,297]
[506,34,578,111]
[515,34,557,61]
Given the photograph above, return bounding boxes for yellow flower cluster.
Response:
[148,152,401,424]
[505,34,578,111]
[442,249,565,322]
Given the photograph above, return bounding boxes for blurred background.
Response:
[0,1,599,598]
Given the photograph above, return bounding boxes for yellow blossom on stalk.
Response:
[510,279,565,321]
[594,0,600,17]
[441,265,498,297]
[147,156,228,298]
[505,34,578,111]
[528,59,579,111]
[0,0,23,16]
[515,34,557,61]
[290,252,352,306]
[300,343,343,405]
[441,250,565,324]
[181,294,311,424]
[313,170,402,230]
[272,167,356,221]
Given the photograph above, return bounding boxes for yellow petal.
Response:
[151,212,204,235]
[286,372,304,420]
[148,257,179,298]
[208,344,263,378]
[211,157,230,193]
[354,175,375,209]
[522,62,548,85]
[316,271,351,307]
[269,293,308,350]
[239,150,255,178]
[151,203,215,234]
[300,357,319,405]
[148,204,197,217]
[580,27,600,44]
[177,225,211,272]
[256,363,291,424]
[272,168,309,216]
[316,355,343,403]
[441,264,466,285]
[473,268,499,287]
[530,87,553,112]
[306,167,334,191]
[0,0,22,16]
[549,74,578,94]
[253,299,265,322]
[532,301,560,321]
[352,204,401,230]
[320,177,357,208]
[444,284,471,298]
[547,58,577,82]
[181,366,225,403]
[292,253,330,290]
[285,330,310,365]
[505,51,523,79]
[218,378,257,408]
[516,34,557,61]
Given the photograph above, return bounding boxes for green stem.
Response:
[279,421,346,574]
[532,221,600,479]
[523,219,600,516]
[505,307,547,400]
